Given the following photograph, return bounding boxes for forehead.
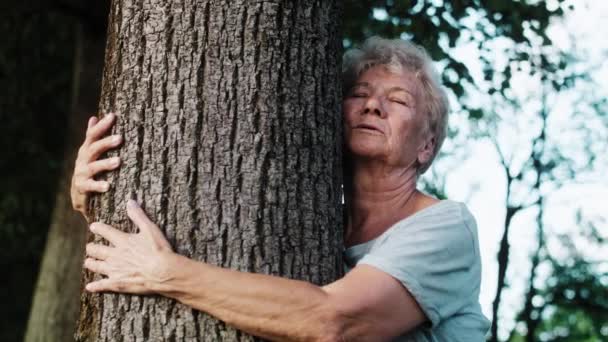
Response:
[355,65,419,94]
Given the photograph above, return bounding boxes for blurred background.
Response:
[1,0,606,341]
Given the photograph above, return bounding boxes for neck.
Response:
[344,159,419,246]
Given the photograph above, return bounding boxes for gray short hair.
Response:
[342,36,449,174]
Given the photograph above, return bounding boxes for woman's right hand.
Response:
[71,113,122,217]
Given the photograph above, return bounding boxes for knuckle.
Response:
[89,161,103,177]
[107,157,119,168]
[85,129,95,140]
[89,162,101,176]
[99,181,110,192]
[89,143,101,159]
[73,165,85,178]
[74,178,84,191]
[82,164,93,176]
[78,149,90,162]
[103,136,114,147]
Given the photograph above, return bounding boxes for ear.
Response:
[417,134,436,166]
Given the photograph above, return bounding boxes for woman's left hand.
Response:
[84,200,174,294]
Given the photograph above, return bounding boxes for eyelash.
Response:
[349,93,410,107]
[390,98,408,106]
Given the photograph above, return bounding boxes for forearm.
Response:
[154,253,341,341]
[85,201,421,341]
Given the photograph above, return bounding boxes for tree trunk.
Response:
[76,0,343,341]
[24,20,107,342]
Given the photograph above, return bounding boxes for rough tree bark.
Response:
[24,16,107,342]
[76,0,343,341]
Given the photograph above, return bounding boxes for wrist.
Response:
[149,251,192,299]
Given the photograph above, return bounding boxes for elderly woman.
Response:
[71,37,490,341]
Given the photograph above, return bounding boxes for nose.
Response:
[363,96,384,118]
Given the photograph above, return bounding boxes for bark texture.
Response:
[76,0,343,341]
[24,21,106,342]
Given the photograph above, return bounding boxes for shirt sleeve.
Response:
[356,202,481,327]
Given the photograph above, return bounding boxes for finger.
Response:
[86,278,148,294]
[85,112,116,144]
[126,200,155,228]
[84,257,110,276]
[86,157,121,176]
[127,200,172,250]
[75,178,110,194]
[86,242,113,261]
[85,279,110,292]
[88,116,99,129]
[86,135,122,162]
[90,222,129,246]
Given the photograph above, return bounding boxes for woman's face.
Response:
[343,65,430,168]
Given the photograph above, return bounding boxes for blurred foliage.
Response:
[510,257,608,341]
[343,0,568,101]
[474,34,608,339]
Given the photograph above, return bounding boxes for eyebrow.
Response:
[387,86,415,98]
[350,83,416,104]
[351,82,371,89]
[352,83,414,96]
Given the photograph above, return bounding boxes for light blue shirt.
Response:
[344,200,491,341]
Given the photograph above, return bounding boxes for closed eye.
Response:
[389,98,410,106]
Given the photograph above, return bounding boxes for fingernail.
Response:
[102,183,110,191]
[106,113,115,120]
[128,199,139,208]
[112,135,122,143]
[89,223,97,231]
[111,157,121,166]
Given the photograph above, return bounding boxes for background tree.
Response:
[24,2,109,340]
[460,24,608,340]
[504,51,608,341]
[0,1,101,340]
[75,0,343,340]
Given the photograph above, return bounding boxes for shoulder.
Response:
[357,200,485,328]
[410,199,475,223]
[364,201,481,290]
[384,200,477,252]
[363,200,481,282]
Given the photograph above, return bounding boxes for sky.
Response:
[427,0,608,338]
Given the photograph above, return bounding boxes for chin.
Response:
[346,140,386,160]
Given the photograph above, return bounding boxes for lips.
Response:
[354,123,383,134]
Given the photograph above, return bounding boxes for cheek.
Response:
[390,117,410,138]
[342,105,358,126]
[342,100,355,115]
[389,117,419,152]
